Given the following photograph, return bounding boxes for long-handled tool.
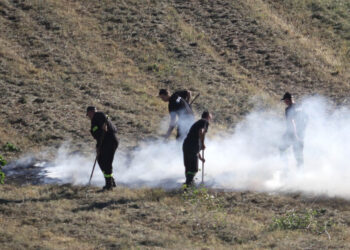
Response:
[88,154,98,186]
[201,149,205,185]
[190,93,200,106]
[87,123,106,186]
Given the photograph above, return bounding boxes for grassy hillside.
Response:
[1,184,350,249]
[0,0,349,157]
[1,1,350,248]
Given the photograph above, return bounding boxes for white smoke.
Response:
[47,143,104,186]
[44,96,350,199]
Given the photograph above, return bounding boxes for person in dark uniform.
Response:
[86,106,118,190]
[158,89,194,140]
[182,111,212,186]
[279,92,307,167]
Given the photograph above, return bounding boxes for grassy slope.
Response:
[1,0,350,248]
[0,0,349,157]
[1,184,350,249]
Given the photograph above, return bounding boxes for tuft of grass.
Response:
[270,208,334,235]
[182,186,225,211]
[0,155,6,184]
[0,155,6,167]
[2,142,20,152]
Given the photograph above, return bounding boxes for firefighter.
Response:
[86,106,118,190]
[279,92,307,167]
[158,89,194,140]
[182,111,212,187]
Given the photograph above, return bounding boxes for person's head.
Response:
[158,89,170,102]
[86,106,96,120]
[281,92,293,106]
[201,111,212,122]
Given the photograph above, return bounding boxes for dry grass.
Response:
[1,0,349,158]
[0,184,350,249]
[253,0,350,89]
[1,1,350,247]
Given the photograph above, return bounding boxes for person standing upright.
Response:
[86,106,118,190]
[182,111,212,187]
[279,92,307,167]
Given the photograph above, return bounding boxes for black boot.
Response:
[111,177,116,187]
[185,174,195,187]
[102,177,113,191]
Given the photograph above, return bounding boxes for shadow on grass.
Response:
[0,193,82,205]
[0,198,27,205]
[0,196,79,205]
[72,197,135,212]
[0,184,87,205]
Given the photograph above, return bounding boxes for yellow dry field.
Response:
[0,0,349,156]
[0,0,350,248]
[1,184,350,249]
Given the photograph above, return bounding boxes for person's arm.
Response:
[164,112,177,139]
[291,119,301,141]
[198,150,205,163]
[198,128,206,163]
[199,128,206,150]
[180,97,193,115]
[92,113,107,149]
[186,90,192,103]
[91,120,103,141]
[286,107,300,141]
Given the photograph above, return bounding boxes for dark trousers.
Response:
[97,140,118,177]
[280,133,304,167]
[183,145,199,185]
[176,126,182,140]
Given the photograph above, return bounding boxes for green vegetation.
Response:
[0,155,6,184]
[2,142,20,152]
[270,208,334,234]
[182,186,224,210]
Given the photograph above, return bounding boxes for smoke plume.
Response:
[44,96,350,199]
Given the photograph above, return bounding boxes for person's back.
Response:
[168,93,193,117]
[91,112,118,146]
[174,90,191,103]
[159,88,194,140]
[168,92,194,140]
[183,119,209,153]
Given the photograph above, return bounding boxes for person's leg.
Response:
[111,142,118,187]
[279,133,294,167]
[97,147,109,189]
[185,153,198,186]
[176,126,181,140]
[183,145,194,186]
[183,148,190,185]
[279,133,292,153]
[98,142,117,190]
[104,142,117,189]
[293,140,304,167]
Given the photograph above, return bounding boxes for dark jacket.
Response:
[90,112,118,148]
[183,119,209,154]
